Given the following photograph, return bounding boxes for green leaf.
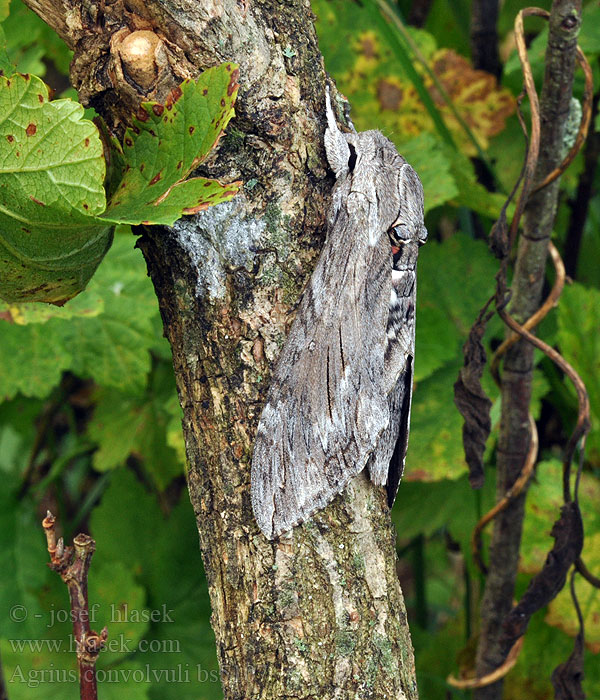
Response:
[0,318,70,398]
[396,133,458,212]
[0,72,113,303]
[0,395,43,472]
[0,64,240,304]
[103,65,240,225]
[0,552,150,700]
[392,475,491,542]
[60,233,159,391]
[508,604,600,700]
[0,233,160,398]
[406,362,467,481]
[556,283,600,465]
[90,561,149,667]
[3,0,72,76]
[411,616,470,700]
[0,25,13,70]
[0,289,104,323]
[90,469,220,698]
[0,488,52,639]
[415,232,499,382]
[89,363,183,489]
[521,460,600,574]
[447,147,511,219]
[546,532,600,651]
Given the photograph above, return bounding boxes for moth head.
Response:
[324,88,401,177]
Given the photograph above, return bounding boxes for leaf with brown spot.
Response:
[103,63,240,225]
[0,73,110,304]
[0,64,240,305]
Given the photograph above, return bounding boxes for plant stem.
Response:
[473,2,582,698]
[470,0,501,78]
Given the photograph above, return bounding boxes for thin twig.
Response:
[43,512,107,700]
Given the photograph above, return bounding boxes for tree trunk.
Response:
[23,0,419,697]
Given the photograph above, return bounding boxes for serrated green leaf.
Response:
[0,72,113,303]
[0,64,240,304]
[103,64,240,225]
[0,318,70,398]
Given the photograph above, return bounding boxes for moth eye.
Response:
[347,143,357,172]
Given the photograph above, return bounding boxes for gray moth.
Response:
[251,89,428,539]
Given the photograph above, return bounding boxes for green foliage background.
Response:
[1,0,599,698]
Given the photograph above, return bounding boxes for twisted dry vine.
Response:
[449,5,595,690]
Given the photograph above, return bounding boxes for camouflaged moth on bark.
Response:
[251,89,428,539]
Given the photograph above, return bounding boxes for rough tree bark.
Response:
[22,0,418,697]
[474,2,582,698]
